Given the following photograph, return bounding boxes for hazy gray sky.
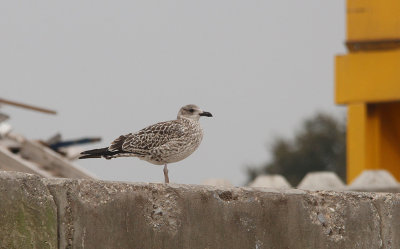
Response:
[1,1,346,185]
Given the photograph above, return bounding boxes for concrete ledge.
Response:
[2,171,400,248]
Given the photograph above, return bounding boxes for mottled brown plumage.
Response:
[79,104,212,183]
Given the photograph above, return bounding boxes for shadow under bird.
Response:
[79,104,212,183]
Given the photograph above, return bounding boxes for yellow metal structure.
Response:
[336,50,400,104]
[336,0,400,183]
[347,0,400,42]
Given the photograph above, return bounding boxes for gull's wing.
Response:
[108,120,185,155]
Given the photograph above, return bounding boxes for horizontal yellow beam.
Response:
[335,50,400,104]
[347,0,400,42]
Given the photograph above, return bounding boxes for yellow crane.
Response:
[335,0,400,183]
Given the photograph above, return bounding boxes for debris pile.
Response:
[0,98,98,179]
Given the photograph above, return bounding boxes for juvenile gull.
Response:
[79,104,212,183]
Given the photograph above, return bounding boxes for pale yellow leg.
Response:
[163,164,169,184]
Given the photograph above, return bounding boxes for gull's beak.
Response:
[199,111,213,117]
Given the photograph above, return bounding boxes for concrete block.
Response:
[0,171,57,249]
[298,172,345,190]
[348,170,400,192]
[44,177,400,249]
[2,171,400,248]
[201,178,233,187]
[248,174,291,188]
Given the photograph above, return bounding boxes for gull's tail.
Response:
[79,147,117,159]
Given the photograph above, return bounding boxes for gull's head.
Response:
[177,104,213,121]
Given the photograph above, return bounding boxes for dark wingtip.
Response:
[79,154,102,159]
[80,147,109,155]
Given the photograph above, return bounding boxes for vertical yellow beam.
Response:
[365,104,381,171]
[376,102,400,180]
[346,104,382,182]
[347,104,366,182]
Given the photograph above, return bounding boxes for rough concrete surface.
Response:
[45,179,400,249]
[1,171,400,249]
[0,171,57,249]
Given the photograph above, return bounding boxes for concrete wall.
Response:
[1,171,400,249]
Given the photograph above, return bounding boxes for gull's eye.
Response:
[189,109,195,113]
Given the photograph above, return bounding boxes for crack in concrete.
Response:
[44,179,75,249]
[371,198,384,249]
[44,183,61,249]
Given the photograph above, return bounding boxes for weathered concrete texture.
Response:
[0,171,57,249]
[43,178,400,249]
[2,171,400,249]
[298,172,345,190]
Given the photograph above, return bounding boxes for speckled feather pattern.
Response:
[106,117,203,165]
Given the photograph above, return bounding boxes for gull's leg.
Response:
[163,164,169,184]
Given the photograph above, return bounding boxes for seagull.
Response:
[79,104,212,183]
